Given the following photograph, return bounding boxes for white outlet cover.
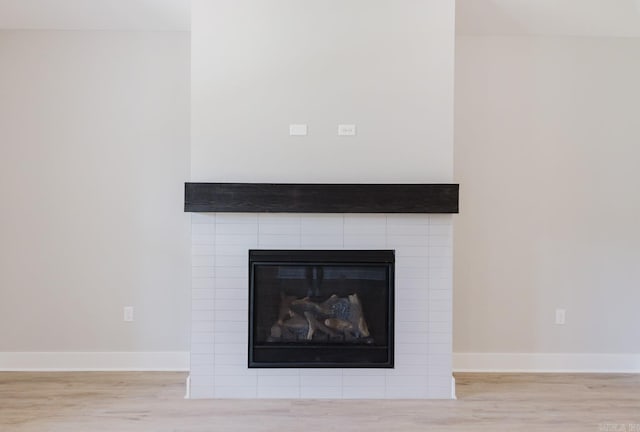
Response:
[338,124,356,136]
[289,124,308,136]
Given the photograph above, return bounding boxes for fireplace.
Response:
[249,250,394,368]
[186,183,457,399]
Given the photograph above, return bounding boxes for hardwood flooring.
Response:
[1,372,638,431]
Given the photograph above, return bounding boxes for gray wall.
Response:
[0,30,191,353]
[191,0,455,183]
[454,35,640,356]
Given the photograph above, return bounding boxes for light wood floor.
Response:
[1,372,638,431]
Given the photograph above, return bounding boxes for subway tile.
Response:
[428,215,452,225]
[192,234,215,245]
[215,234,258,246]
[259,224,300,235]
[213,321,246,334]
[192,224,215,235]
[192,255,214,267]
[385,365,428,376]
[215,244,252,256]
[397,288,428,301]
[192,245,215,256]
[396,321,429,334]
[429,300,452,313]
[213,332,246,344]
[300,375,342,387]
[257,386,300,398]
[191,321,215,333]
[215,267,246,279]
[301,234,344,247]
[191,213,215,225]
[427,321,450,334]
[214,375,257,387]
[189,386,215,399]
[190,362,215,376]
[256,369,300,376]
[258,214,301,225]
[386,215,429,225]
[428,343,452,354]
[192,278,215,290]
[214,343,246,355]
[213,310,246,322]
[215,364,255,376]
[192,288,215,300]
[191,343,215,355]
[215,213,258,224]
[300,386,343,399]
[427,236,451,247]
[215,255,247,268]
[190,353,214,367]
[397,299,428,312]
[191,310,214,322]
[215,289,247,300]
[396,278,428,291]
[394,256,428,268]
[386,374,428,388]
[396,343,429,355]
[428,386,453,399]
[394,246,429,257]
[258,234,301,248]
[429,310,451,323]
[342,386,385,399]
[342,375,385,387]
[429,246,452,258]
[395,331,428,345]
[395,267,429,279]
[214,278,246,290]
[428,256,452,269]
[191,332,215,344]
[386,224,429,236]
[387,235,428,247]
[213,354,245,365]
[215,223,259,235]
[192,267,215,278]
[396,309,428,323]
[386,386,428,399]
[393,354,429,366]
[428,375,453,388]
[192,298,215,311]
[429,333,451,344]
[429,290,452,301]
[215,386,257,398]
[343,234,386,248]
[257,375,300,387]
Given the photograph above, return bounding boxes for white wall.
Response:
[191,0,454,183]
[0,31,191,360]
[454,36,640,365]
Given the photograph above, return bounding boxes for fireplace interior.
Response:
[249,249,394,368]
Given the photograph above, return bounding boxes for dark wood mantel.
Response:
[184,183,458,214]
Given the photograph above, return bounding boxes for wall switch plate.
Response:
[123,306,134,322]
[289,124,308,136]
[555,308,566,325]
[338,124,356,136]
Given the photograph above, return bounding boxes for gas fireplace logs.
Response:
[269,293,372,343]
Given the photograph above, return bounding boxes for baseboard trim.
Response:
[0,352,189,371]
[454,353,640,373]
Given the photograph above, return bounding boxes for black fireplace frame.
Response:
[248,249,395,368]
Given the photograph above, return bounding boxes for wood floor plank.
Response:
[1,372,638,431]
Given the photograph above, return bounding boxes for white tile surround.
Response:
[189,213,453,399]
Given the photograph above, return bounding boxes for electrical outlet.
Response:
[555,308,566,325]
[123,306,134,322]
[338,124,356,136]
